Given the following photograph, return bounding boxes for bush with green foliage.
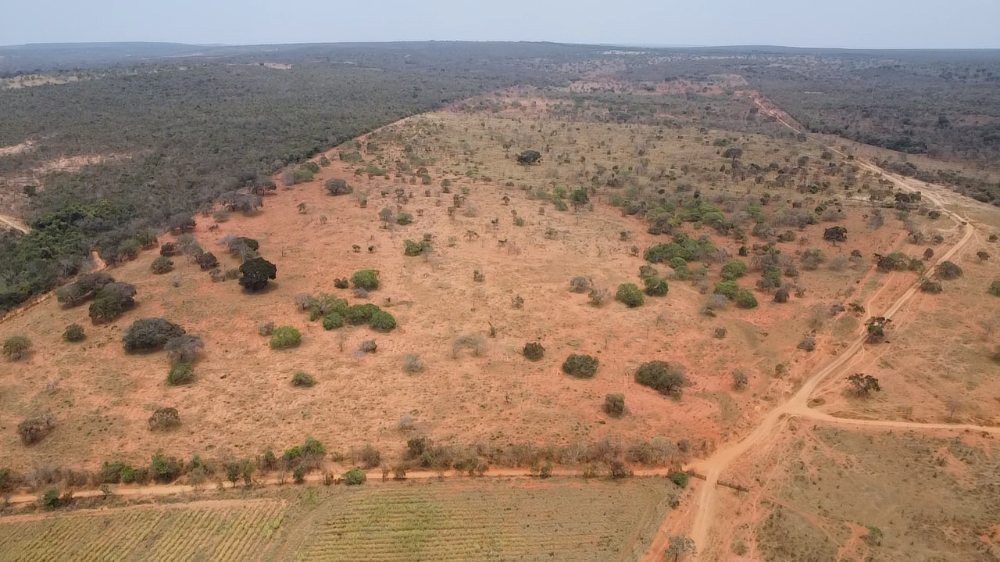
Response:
[196,252,219,271]
[516,150,541,165]
[989,280,1000,297]
[937,260,963,280]
[3,335,32,360]
[325,178,352,196]
[735,289,759,309]
[270,326,302,349]
[876,252,911,272]
[634,361,687,398]
[404,239,431,256]
[345,303,381,325]
[669,471,689,488]
[644,234,716,264]
[643,277,669,297]
[151,451,183,483]
[523,342,545,361]
[239,257,277,291]
[165,335,204,365]
[562,354,599,378]
[42,488,61,510]
[713,280,740,300]
[369,310,397,332]
[167,362,194,385]
[720,260,749,280]
[124,318,185,352]
[322,311,345,330]
[396,212,413,225]
[351,269,380,290]
[292,371,316,387]
[88,282,137,324]
[604,394,625,417]
[344,467,367,485]
[63,323,85,343]
[56,273,116,307]
[920,278,943,294]
[615,283,644,307]
[151,256,174,274]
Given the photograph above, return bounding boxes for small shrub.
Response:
[148,407,181,431]
[369,311,397,332]
[713,280,740,300]
[937,261,963,280]
[720,261,749,280]
[151,451,183,483]
[615,283,644,307]
[346,303,381,325]
[919,278,943,294]
[732,370,748,390]
[404,239,431,256]
[62,323,85,343]
[351,269,380,290]
[17,413,55,445]
[42,488,61,510]
[196,252,219,271]
[160,242,178,256]
[325,178,353,196]
[403,354,424,374]
[123,318,185,352]
[270,326,302,349]
[562,354,599,378]
[292,371,316,387]
[322,312,345,330]
[3,335,33,360]
[569,276,591,293]
[396,212,413,225]
[453,334,485,358]
[669,471,690,488]
[523,342,545,361]
[734,289,758,309]
[344,467,366,485]
[167,362,194,385]
[604,394,625,417]
[714,327,727,339]
[643,277,669,297]
[989,280,1000,297]
[359,340,378,353]
[798,336,817,352]
[634,361,687,397]
[334,277,350,289]
[88,282,138,324]
[588,288,609,306]
[151,256,174,274]
[165,335,204,365]
[257,321,275,336]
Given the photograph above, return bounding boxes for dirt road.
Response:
[0,213,28,234]
[641,96,988,561]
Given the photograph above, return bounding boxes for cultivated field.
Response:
[0,478,676,561]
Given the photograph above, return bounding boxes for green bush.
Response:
[3,335,32,360]
[644,234,716,264]
[734,289,759,309]
[63,323,85,343]
[344,467,366,485]
[123,318,185,352]
[239,257,277,292]
[369,311,397,332]
[643,277,669,297]
[346,304,381,325]
[635,361,687,397]
[269,326,302,349]
[937,260,963,280]
[669,471,689,488]
[42,488,61,510]
[713,280,740,300]
[351,269,380,290]
[720,261,749,280]
[89,282,138,324]
[292,371,316,387]
[562,354,599,378]
[151,451,182,483]
[396,212,413,225]
[615,283,644,307]
[322,311,345,330]
[151,256,174,274]
[404,239,431,256]
[523,342,545,361]
[167,362,194,385]
[604,394,625,417]
[989,280,1000,297]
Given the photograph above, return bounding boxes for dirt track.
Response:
[0,213,28,234]
[640,96,991,561]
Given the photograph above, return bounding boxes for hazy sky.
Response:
[2,0,999,49]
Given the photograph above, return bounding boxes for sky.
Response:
[2,0,999,49]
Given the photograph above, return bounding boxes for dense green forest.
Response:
[0,43,598,313]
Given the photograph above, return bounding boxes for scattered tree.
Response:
[123,318,185,352]
[936,261,963,280]
[634,361,687,398]
[516,150,541,165]
[666,535,697,561]
[63,323,86,343]
[239,257,277,291]
[604,394,625,417]
[325,178,353,196]
[151,256,174,274]
[88,282,137,324]
[823,226,847,244]
[848,373,881,397]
